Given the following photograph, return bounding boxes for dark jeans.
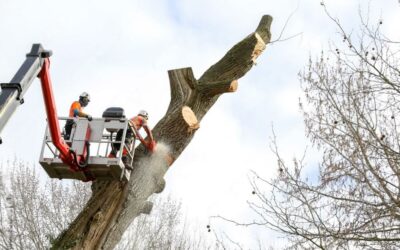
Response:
[64,119,74,140]
[111,128,134,155]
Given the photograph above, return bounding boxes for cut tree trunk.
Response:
[51,15,272,250]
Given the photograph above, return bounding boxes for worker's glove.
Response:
[86,115,92,121]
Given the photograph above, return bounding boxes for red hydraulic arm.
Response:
[38,58,74,168]
[38,58,91,175]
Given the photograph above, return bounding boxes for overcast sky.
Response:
[0,0,398,248]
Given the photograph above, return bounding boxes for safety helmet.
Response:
[79,92,90,107]
[138,110,149,120]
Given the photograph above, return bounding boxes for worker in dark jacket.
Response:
[64,92,92,140]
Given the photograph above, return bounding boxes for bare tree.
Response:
[50,15,273,249]
[0,159,91,249]
[236,6,400,250]
[0,160,217,250]
[115,195,213,250]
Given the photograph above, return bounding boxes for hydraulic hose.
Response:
[70,141,90,169]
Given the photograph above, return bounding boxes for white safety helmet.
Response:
[138,110,149,120]
[79,92,90,107]
[80,92,90,101]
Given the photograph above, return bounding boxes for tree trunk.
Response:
[52,15,272,250]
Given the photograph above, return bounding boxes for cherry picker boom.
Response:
[0,44,51,142]
[0,44,134,182]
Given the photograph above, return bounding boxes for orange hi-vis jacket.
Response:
[69,101,82,117]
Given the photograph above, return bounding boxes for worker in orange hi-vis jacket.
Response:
[64,92,92,140]
[129,110,155,147]
[109,110,156,160]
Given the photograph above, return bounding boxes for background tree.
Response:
[0,160,221,250]
[115,195,214,250]
[224,6,400,250]
[0,160,91,249]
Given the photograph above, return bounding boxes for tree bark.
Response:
[52,15,272,250]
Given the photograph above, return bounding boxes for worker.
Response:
[64,92,92,140]
[129,110,155,146]
[109,110,155,160]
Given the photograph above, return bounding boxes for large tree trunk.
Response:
[52,15,272,250]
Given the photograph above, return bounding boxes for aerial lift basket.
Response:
[39,114,135,182]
